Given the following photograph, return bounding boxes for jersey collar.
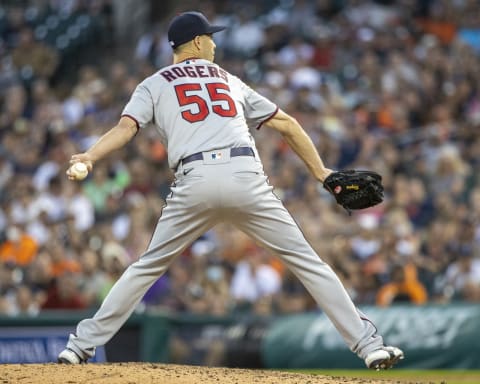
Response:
[180,57,200,63]
[178,57,211,65]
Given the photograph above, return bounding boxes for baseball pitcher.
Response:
[59,11,404,370]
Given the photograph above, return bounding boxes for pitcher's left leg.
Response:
[235,199,386,360]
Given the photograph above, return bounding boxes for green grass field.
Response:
[294,370,480,384]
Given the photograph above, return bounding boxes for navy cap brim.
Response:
[206,25,226,34]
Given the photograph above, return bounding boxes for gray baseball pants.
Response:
[66,148,383,360]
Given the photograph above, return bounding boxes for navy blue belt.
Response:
[179,147,254,167]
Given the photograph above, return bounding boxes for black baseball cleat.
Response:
[364,346,404,370]
[58,348,86,364]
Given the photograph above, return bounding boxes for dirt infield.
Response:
[0,363,402,384]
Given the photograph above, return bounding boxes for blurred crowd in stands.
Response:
[1,0,480,318]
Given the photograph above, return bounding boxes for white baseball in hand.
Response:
[70,162,89,180]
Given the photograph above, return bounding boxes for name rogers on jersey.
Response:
[159,64,229,83]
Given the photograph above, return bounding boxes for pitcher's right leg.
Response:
[60,179,217,362]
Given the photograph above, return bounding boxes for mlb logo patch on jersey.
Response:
[211,152,222,160]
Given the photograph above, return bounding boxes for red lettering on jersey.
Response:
[206,83,238,117]
[207,66,219,78]
[172,67,187,77]
[184,66,198,77]
[174,83,209,123]
[160,70,176,82]
[195,65,208,78]
[174,82,237,123]
[218,68,228,82]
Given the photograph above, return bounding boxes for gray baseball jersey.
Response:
[122,58,276,169]
[65,59,385,364]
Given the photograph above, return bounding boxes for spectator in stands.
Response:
[376,263,428,306]
[77,248,109,307]
[82,163,119,215]
[275,269,314,313]
[443,249,480,301]
[204,263,231,316]
[1,6,27,48]
[11,27,58,81]
[96,241,129,301]
[0,84,27,133]
[71,66,107,116]
[0,224,38,267]
[134,26,170,69]
[6,284,40,317]
[47,240,81,278]
[42,272,87,310]
[230,248,281,306]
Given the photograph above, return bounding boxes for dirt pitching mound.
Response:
[1,363,400,384]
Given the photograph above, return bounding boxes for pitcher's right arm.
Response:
[66,116,138,180]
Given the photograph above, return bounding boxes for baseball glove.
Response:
[323,170,384,212]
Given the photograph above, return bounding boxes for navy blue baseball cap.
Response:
[167,12,226,49]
